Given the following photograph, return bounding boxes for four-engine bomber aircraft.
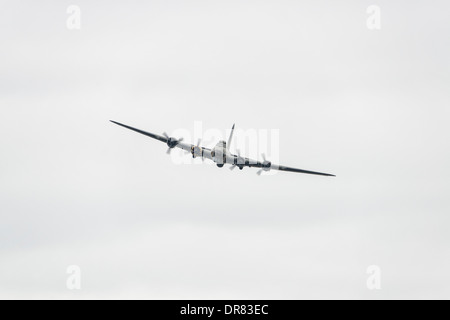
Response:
[110,120,335,177]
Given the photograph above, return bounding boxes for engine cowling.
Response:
[167,137,179,148]
[191,145,202,158]
[235,156,245,170]
[262,160,271,169]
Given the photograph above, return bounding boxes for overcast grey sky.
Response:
[1,0,449,299]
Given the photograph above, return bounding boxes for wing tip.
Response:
[321,172,336,177]
[110,120,123,126]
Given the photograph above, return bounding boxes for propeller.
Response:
[257,153,271,175]
[163,132,184,154]
[230,149,242,170]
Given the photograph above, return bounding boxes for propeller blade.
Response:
[230,165,236,171]
[257,169,263,175]
[162,132,169,139]
[261,153,266,161]
[177,137,184,143]
[166,148,171,154]
[197,138,201,146]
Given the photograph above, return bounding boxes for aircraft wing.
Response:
[110,120,213,160]
[172,140,214,161]
[272,164,335,176]
[110,120,168,143]
[232,154,335,176]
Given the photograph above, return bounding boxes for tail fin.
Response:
[227,124,235,150]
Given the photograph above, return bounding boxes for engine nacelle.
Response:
[262,160,271,169]
[191,145,202,158]
[167,137,178,148]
